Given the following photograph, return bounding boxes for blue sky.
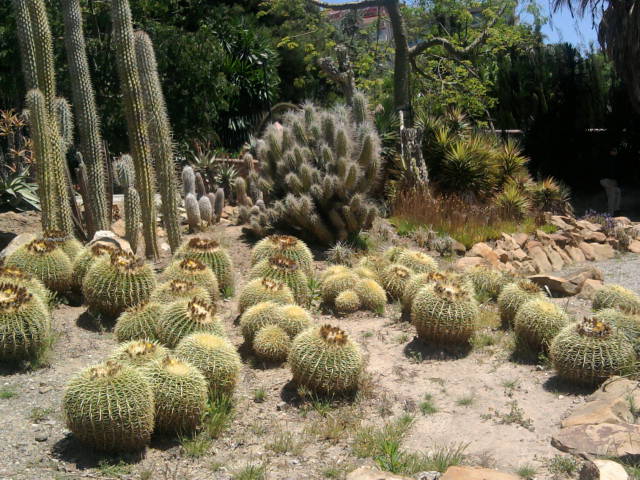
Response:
[535,1,600,47]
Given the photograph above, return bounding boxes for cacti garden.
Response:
[3,0,640,477]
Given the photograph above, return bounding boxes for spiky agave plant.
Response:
[109,339,169,367]
[156,298,224,348]
[62,360,155,451]
[162,258,220,302]
[5,239,73,293]
[514,299,570,353]
[114,302,163,343]
[497,279,545,328]
[592,284,640,315]
[237,277,295,314]
[529,177,572,216]
[0,283,51,362]
[0,266,51,309]
[251,235,314,276]
[249,256,310,306]
[82,250,156,318]
[288,324,364,394]
[549,316,636,386]
[494,183,531,221]
[150,280,211,305]
[176,238,234,296]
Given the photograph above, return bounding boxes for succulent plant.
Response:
[514,299,570,353]
[199,196,213,224]
[335,289,361,314]
[549,316,636,386]
[354,278,387,313]
[411,281,479,345]
[401,271,450,315]
[185,193,201,232]
[277,304,313,337]
[288,324,364,394]
[239,301,288,343]
[592,284,640,315]
[468,266,508,301]
[72,243,120,289]
[253,324,290,362]
[114,302,163,343]
[319,265,352,282]
[321,270,359,305]
[497,279,545,328]
[82,250,156,318]
[175,333,241,395]
[214,188,225,223]
[156,298,224,348]
[251,235,314,276]
[140,355,208,434]
[396,250,438,274]
[326,241,356,267]
[162,258,220,302]
[62,360,155,451]
[382,246,405,263]
[356,255,390,283]
[150,280,211,305]
[352,266,377,280]
[249,256,310,306]
[124,186,141,254]
[5,239,73,293]
[238,277,295,314]
[43,230,83,261]
[381,263,413,300]
[176,238,234,296]
[595,308,640,356]
[109,339,169,367]
[0,266,51,309]
[0,283,51,362]
[234,177,251,207]
[182,165,196,196]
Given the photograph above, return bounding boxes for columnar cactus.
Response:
[54,97,74,152]
[176,238,234,296]
[26,0,56,110]
[251,235,314,276]
[124,186,141,254]
[111,0,158,258]
[185,193,201,232]
[234,177,251,206]
[61,0,109,234]
[13,0,39,91]
[199,196,213,224]
[134,31,181,252]
[182,165,196,196]
[5,239,73,293]
[214,188,225,223]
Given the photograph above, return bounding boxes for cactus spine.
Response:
[60,0,109,233]
[13,0,39,91]
[124,187,141,254]
[54,97,74,152]
[134,31,181,252]
[27,0,56,112]
[111,0,158,258]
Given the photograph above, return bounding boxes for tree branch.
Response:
[310,0,383,11]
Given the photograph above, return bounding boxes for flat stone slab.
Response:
[346,466,412,480]
[441,466,519,480]
[552,423,640,458]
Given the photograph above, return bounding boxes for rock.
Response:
[552,423,640,458]
[417,472,442,480]
[518,261,538,275]
[566,245,587,263]
[584,231,607,243]
[549,233,571,247]
[579,279,604,299]
[613,216,632,226]
[500,233,520,250]
[111,219,126,238]
[468,242,500,268]
[494,248,509,263]
[591,377,640,405]
[441,466,519,480]
[34,434,48,442]
[561,398,634,427]
[592,459,629,480]
[525,239,543,251]
[527,246,552,273]
[543,246,565,271]
[512,232,529,247]
[89,230,133,254]
[628,240,640,254]
[591,243,616,261]
[577,220,603,232]
[536,229,554,244]
[578,242,597,261]
[508,248,528,262]
[454,257,488,271]
[528,274,580,296]
[552,244,573,265]
[347,466,412,480]
[550,215,575,231]
[0,232,37,260]
[451,240,466,255]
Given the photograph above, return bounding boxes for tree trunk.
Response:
[385,0,411,117]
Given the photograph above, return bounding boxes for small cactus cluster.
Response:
[497,279,545,328]
[592,284,640,315]
[320,266,386,315]
[182,165,225,232]
[72,243,121,290]
[175,238,234,296]
[240,93,381,245]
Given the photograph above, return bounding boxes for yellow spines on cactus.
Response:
[109,339,169,367]
[249,255,310,306]
[176,238,234,296]
[592,284,640,315]
[251,235,314,276]
[381,263,412,300]
[253,325,290,362]
[240,301,288,343]
[514,299,570,353]
[157,298,224,348]
[382,246,405,263]
[43,229,83,261]
[396,250,438,274]
[354,278,386,314]
[238,277,295,314]
[162,258,220,302]
[356,255,390,283]
[114,302,163,343]
[0,282,51,362]
[401,271,449,314]
[319,265,351,282]
[5,239,73,293]
[468,266,508,301]
[72,243,120,290]
[288,324,364,394]
[0,266,51,309]
[175,333,241,395]
[62,360,154,451]
[335,289,361,314]
[321,270,359,304]
[82,250,156,318]
[497,279,545,328]
[150,279,211,305]
[277,304,313,338]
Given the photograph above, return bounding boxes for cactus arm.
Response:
[26,0,56,113]
[13,0,38,91]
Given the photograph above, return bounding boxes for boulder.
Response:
[347,467,412,480]
[527,246,552,273]
[552,244,573,265]
[536,229,554,244]
[512,232,529,247]
[577,220,603,232]
[441,466,519,480]
[500,233,520,250]
[578,279,604,299]
[455,257,488,271]
[591,243,616,261]
[508,248,528,262]
[0,232,37,260]
[584,231,607,243]
[549,233,571,247]
[561,397,634,428]
[550,215,575,231]
[566,245,587,263]
[628,240,640,254]
[567,267,604,286]
[468,242,500,268]
[593,459,629,480]
[494,248,509,263]
[451,240,466,255]
[528,274,580,296]
[111,219,126,238]
[591,377,640,405]
[525,239,543,251]
[89,230,133,254]
[578,242,597,261]
[543,246,565,271]
[552,423,640,458]
[613,216,632,226]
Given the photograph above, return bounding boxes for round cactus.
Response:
[251,235,314,276]
[288,324,364,394]
[382,246,405,263]
[468,266,507,301]
[249,256,310,306]
[411,281,479,345]
[321,270,359,304]
[497,279,545,328]
[549,316,636,386]
[0,266,51,309]
[381,263,413,300]
[109,340,169,367]
[157,298,224,348]
[238,277,295,314]
[5,239,73,293]
[335,289,361,314]
[150,280,211,305]
[397,250,438,274]
[253,324,290,362]
[401,271,450,314]
[114,302,163,343]
[320,265,351,282]
[43,229,84,261]
[175,333,241,395]
[176,238,234,296]
[162,258,220,302]
[593,284,640,315]
[354,278,387,313]
[140,355,208,434]
[277,304,313,338]
[353,266,377,280]
[240,301,288,343]
[595,308,640,355]
[0,283,51,362]
[514,299,570,353]
[62,360,155,451]
[356,255,390,282]
[82,251,156,318]
[72,243,120,290]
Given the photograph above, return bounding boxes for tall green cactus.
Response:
[61,0,109,234]
[134,31,181,252]
[13,0,38,91]
[54,97,74,153]
[125,187,141,254]
[26,0,56,113]
[111,0,158,258]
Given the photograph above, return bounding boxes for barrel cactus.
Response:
[253,324,291,362]
[240,301,288,343]
[157,298,224,348]
[5,239,73,293]
[150,280,211,305]
[140,355,208,434]
[82,251,156,318]
[335,290,361,314]
[237,277,295,314]
[383,246,405,262]
[109,339,169,367]
[162,258,220,302]
[43,229,83,261]
[0,266,51,309]
[176,238,234,296]
[468,266,508,301]
[514,299,570,353]
[251,235,314,276]
[278,304,313,338]
[354,278,387,314]
[0,283,51,362]
[175,333,241,395]
[72,243,120,289]
[320,265,351,282]
[381,264,413,300]
[356,255,390,282]
[595,308,640,355]
[321,270,359,304]
[249,256,310,306]
[497,279,545,328]
[288,324,364,394]
[62,360,155,451]
[396,250,438,274]
[114,302,163,343]
[592,284,640,315]
[411,281,479,345]
[401,271,450,315]
[549,316,636,386]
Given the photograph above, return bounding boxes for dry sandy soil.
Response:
[0,212,638,480]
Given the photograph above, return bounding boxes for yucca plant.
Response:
[529,177,572,216]
[491,138,530,188]
[438,136,496,199]
[494,182,531,221]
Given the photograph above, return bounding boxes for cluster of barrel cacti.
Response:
[239,93,381,244]
[320,265,387,315]
[182,165,225,232]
